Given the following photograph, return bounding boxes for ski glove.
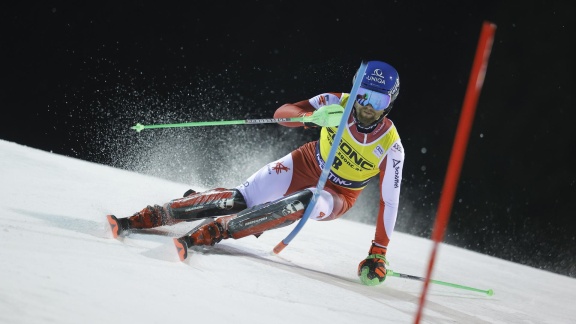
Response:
[358,242,389,286]
[304,104,344,127]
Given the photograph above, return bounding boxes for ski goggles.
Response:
[355,86,392,111]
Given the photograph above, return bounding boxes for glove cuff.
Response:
[300,112,317,128]
[368,241,387,256]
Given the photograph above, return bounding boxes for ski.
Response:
[106,214,126,239]
[173,237,190,261]
[106,213,215,262]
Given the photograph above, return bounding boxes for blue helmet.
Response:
[361,61,400,101]
[353,60,400,116]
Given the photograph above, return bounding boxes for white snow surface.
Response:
[1,139,574,324]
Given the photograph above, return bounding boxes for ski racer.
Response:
[107,60,404,286]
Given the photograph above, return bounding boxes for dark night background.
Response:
[2,1,574,277]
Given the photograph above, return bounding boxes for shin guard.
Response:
[166,188,247,221]
[225,189,313,239]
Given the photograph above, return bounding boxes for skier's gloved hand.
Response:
[358,242,388,286]
[304,104,344,127]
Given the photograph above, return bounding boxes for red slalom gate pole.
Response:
[414,21,497,324]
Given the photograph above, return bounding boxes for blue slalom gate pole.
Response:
[273,61,368,254]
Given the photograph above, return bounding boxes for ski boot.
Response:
[106,204,168,238]
[173,216,233,261]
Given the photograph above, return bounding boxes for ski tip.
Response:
[173,238,188,262]
[106,215,120,239]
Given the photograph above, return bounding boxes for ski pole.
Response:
[387,270,494,296]
[272,61,368,254]
[130,117,310,132]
